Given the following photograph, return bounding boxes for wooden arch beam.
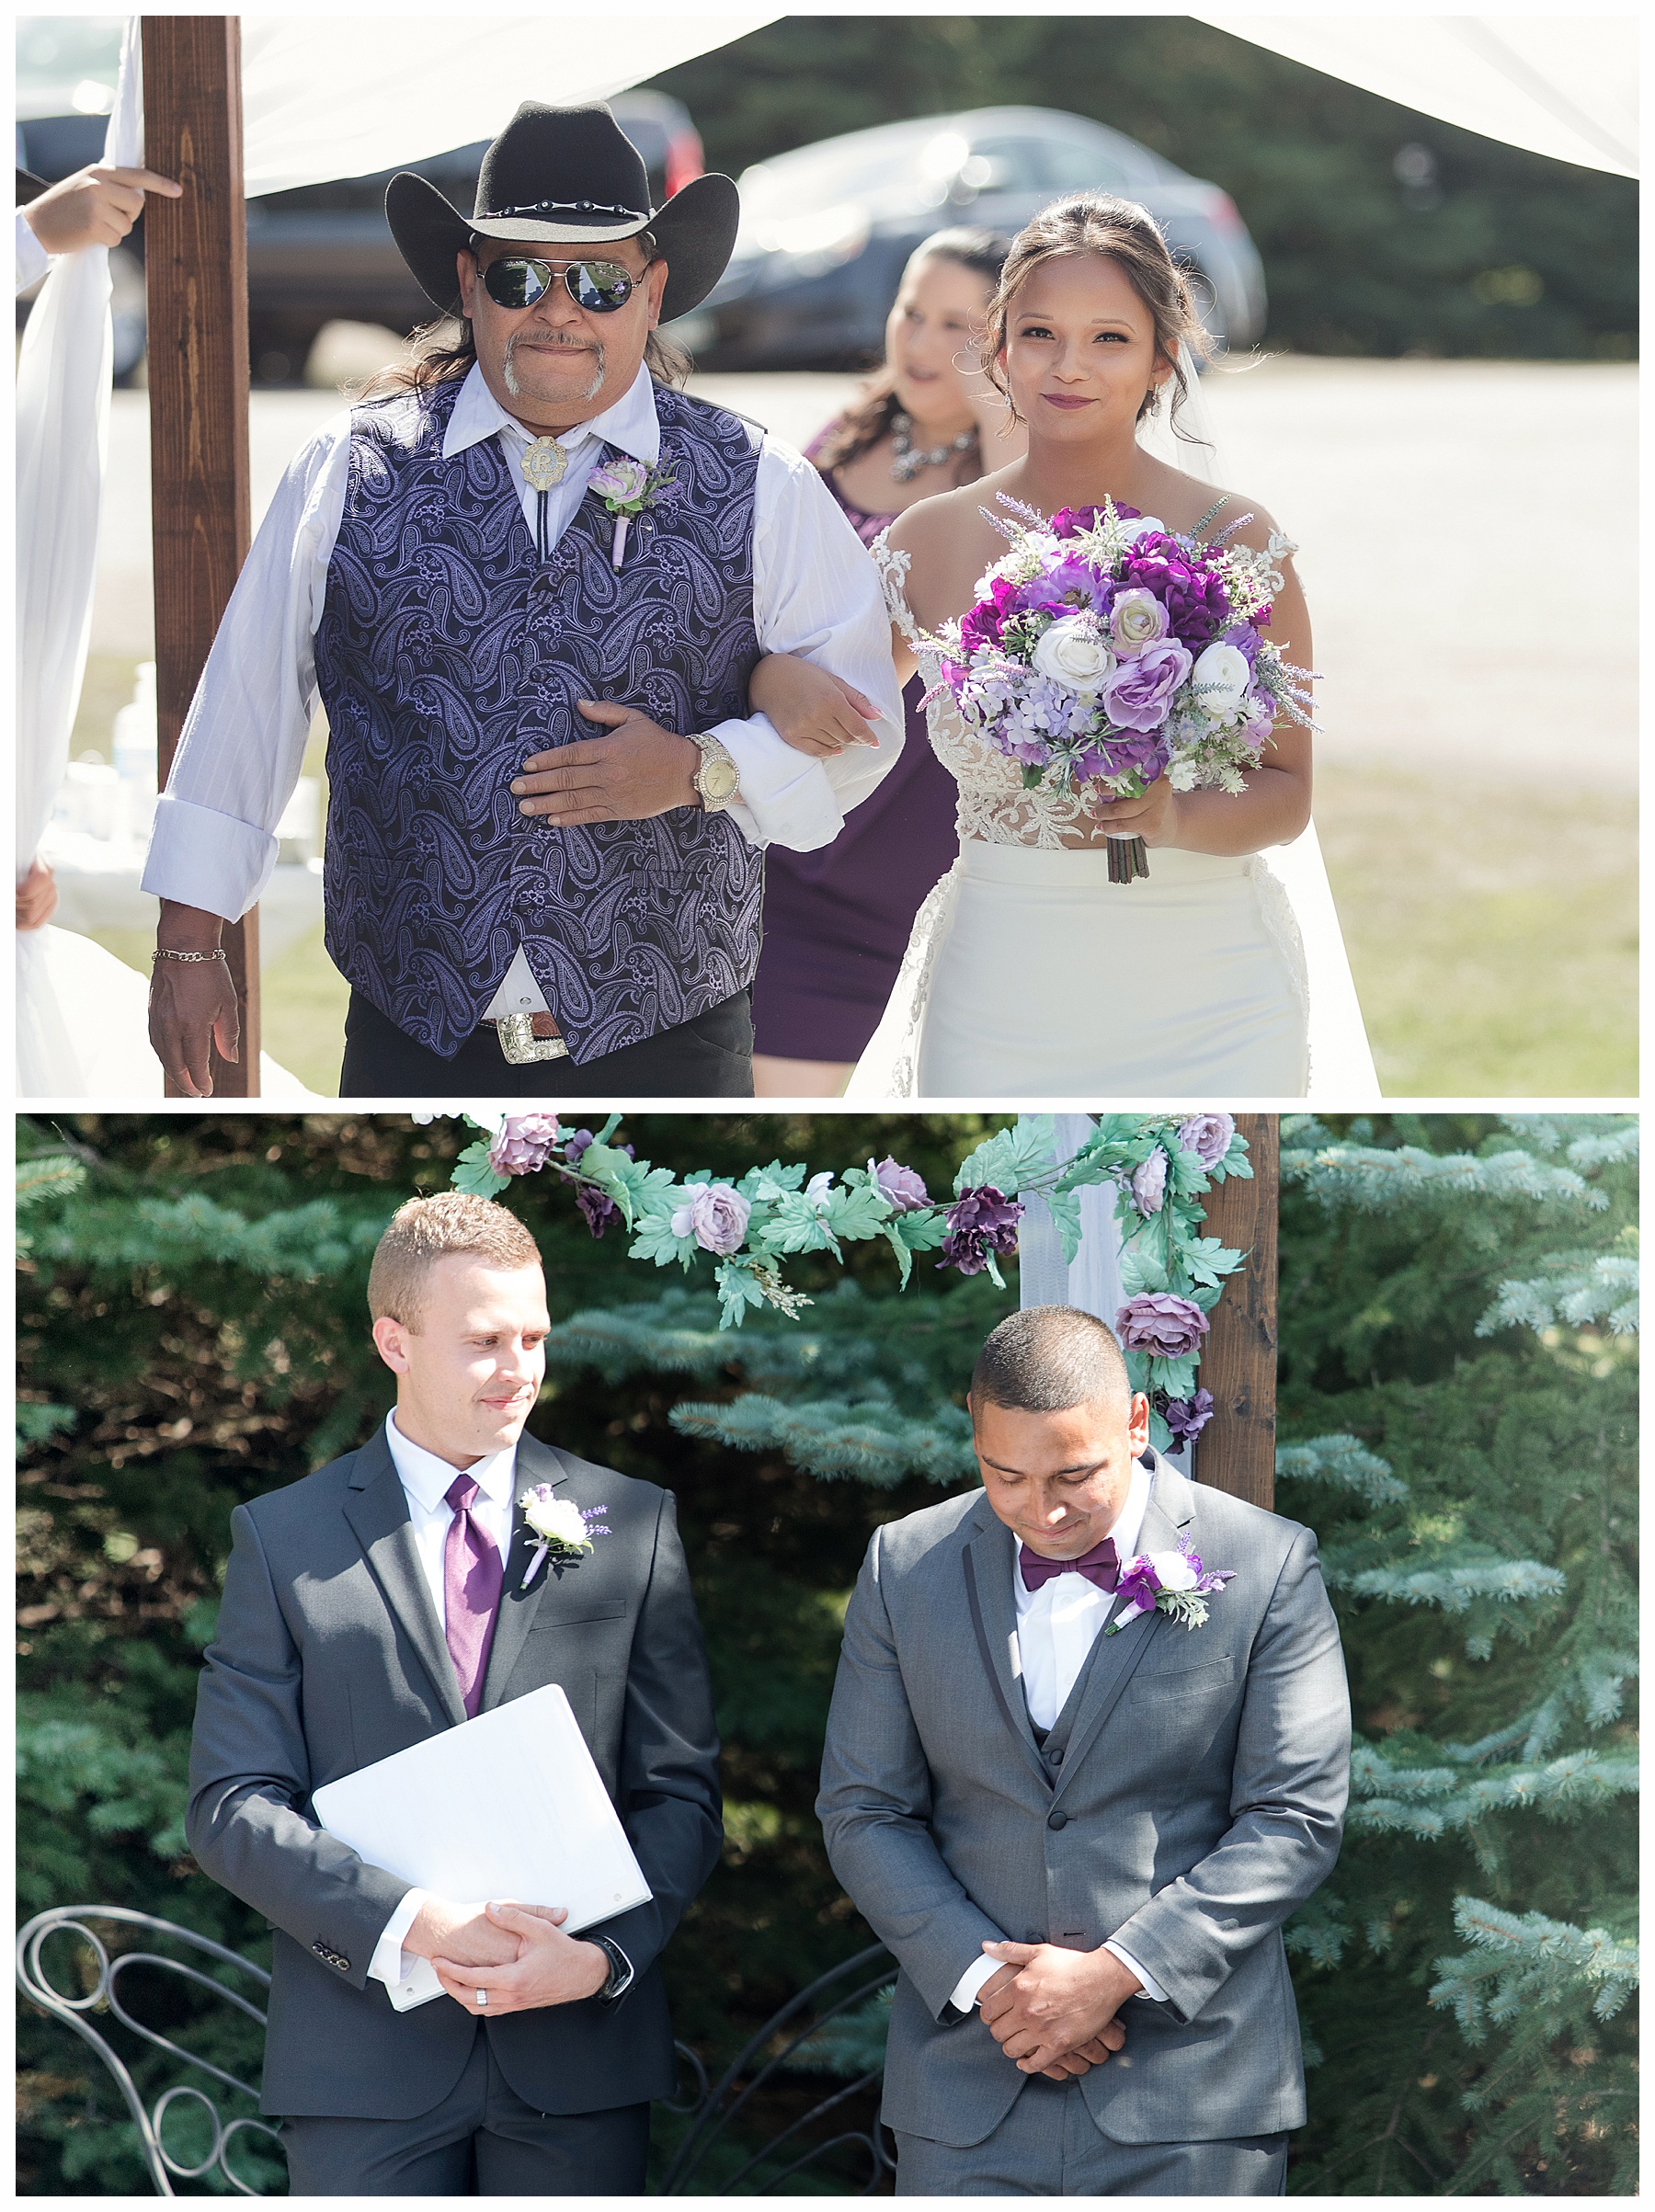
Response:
[142,14,260,1094]
[1194,1113,1279,1510]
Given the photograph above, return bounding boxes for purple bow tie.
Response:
[1019,1536,1121,1594]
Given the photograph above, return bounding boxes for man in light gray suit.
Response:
[188,1192,721,2194]
[817,1306,1350,2195]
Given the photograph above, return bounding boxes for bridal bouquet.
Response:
[930,495,1315,884]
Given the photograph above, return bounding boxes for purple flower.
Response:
[1115,1292,1211,1361]
[1219,622,1262,667]
[1114,1554,1164,1615]
[671,1181,752,1256]
[871,1156,930,1213]
[1129,1147,1169,1215]
[588,455,651,505]
[958,574,1026,653]
[1162,1388,1216,1443]
[1049,502,1142,538]
[938,1185,1023,1276]
[1118,533,1230,648]
[1021,556,1111,617]
[1101,637,1193,733]
[1175,1113,1236,1170]
[1075,729,1168,787]
[488,1113,560,1177]
[565,1131,634,1238]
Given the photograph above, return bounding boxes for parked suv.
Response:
[686,105,1266,371]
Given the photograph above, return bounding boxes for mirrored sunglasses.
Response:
[480,257,639,314]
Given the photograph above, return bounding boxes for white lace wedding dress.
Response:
[847,537,1378,1101]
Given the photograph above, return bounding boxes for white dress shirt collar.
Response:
[384,1409,518,1515]
[441,356,660,469]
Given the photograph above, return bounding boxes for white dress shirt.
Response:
[141,359,906,1022]
[950,1458,1167,2015]
[17,210,51,294]
[366,1411,519,1988]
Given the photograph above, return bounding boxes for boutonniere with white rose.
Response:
[519,1487,611,1590]
[588,453,676,568]
[1105,1537,1235,1635]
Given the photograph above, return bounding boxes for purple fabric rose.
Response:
[1075,729,1168,786]
[1175,1113,1236,1170]
[1101,637,1193,733]
[565,1134,633,1238]
[488,1114,560,1177]
[1118,534,1230,648]
[1115,1292,1212,1361]
[1129,1147,1169,1215]
[1022,557,1111,616]
[671,1181,752,1256]
[871,1157,930,1213]
[1162,1388,1216,1443]
[939,1185,1023,1276]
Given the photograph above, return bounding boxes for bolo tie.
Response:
[522,435,568,560]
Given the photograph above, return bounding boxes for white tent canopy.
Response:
[1190,13,1637,178]
[240,15,780,196]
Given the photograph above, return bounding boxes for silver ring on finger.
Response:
[475,1990,487,2008]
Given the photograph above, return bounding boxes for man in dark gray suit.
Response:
[817,1305,1350,2195]
[187,1192,722,2195]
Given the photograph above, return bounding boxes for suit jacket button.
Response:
[1047,1809,1068,1830]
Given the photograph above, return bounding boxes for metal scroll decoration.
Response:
[19,1905,896,2197]
[16,1905,285,2195]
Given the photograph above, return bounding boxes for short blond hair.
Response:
[367,1192,542,1328]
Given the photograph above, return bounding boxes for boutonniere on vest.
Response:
[1105,1538,1235,1635]
[588,454,676,567]
[519,1488,611,1590]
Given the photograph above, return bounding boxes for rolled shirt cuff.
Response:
[948,1950,1003,2016]
[142,792,279,921]
[1104,1941,1167,2002]
[367,1887,428,1987]
[704,712,844,852]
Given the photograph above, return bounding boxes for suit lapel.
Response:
[1049,1454,1197,1807]
[341,1427,468,1729]
[962,1506,1052,1792]
[479,1432,571,1713]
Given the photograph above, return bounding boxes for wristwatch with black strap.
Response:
[588,1933,635,2006]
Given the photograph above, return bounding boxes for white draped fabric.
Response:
[1192,15,1637,178]
[1017,1113,1192,1475]
[239,15,781,198]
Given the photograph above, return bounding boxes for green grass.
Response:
[1316,761,1637,1097]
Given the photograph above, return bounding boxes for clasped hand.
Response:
[411,1897,609,2016]
[975,1941,1141,2078]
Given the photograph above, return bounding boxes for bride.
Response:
[753,192,1375,1098]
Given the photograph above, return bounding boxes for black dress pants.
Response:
[338,988,754,1099]
[279,2029,650,2196]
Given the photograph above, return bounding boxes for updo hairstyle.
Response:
[983,194,1212,428]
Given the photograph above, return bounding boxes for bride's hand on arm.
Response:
[748,653,884,757]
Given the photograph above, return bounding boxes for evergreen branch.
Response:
[1281,1140,1608,1214]
[1345,1558,1567,1613]
[1275,1433,1409,1503]
[17,1152,86,1211]
[1429,1897,1638,2040]
[669,1392,976,1488]
[1348,1744,1638,1838]
[1476,1251,1638,1337]
[28,1193,388,1283]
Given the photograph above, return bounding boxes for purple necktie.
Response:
[1019,1535,1120,1594]
[443,1474,503,1719]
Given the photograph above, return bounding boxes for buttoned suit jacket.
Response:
[816,1453,1350,2149]
[186,1425,722,2120]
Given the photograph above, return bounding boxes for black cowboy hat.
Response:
[385,101,738,325]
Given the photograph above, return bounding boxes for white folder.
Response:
[314,1682,652,2012]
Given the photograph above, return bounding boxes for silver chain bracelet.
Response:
[152,947,229,964]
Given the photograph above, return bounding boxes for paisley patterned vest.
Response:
[314,377,763,1061]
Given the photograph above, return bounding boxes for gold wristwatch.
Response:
[689,732,741,812]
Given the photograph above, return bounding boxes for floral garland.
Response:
[439,1111,1252,1451]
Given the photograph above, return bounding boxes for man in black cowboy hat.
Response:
[143,101,904,1097]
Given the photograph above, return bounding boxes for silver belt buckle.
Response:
[496,1012,570,1066]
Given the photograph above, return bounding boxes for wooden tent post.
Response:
[143,15,259,1095]
[1193,1114,1279,1509]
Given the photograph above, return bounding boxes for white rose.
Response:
[1148,1549,1200,1592]
[1109,587,1169,655]
[1190,641,1251,718]
[1031,614,1115,696]
[1117,515,1166,547]
[522,1493,589,1549]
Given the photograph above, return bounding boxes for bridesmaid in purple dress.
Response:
[751,227,1017,1097]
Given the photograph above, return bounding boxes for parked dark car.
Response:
[17,90,705,384]
[684,106,1266,371]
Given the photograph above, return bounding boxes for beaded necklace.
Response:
[889,410,977,485]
